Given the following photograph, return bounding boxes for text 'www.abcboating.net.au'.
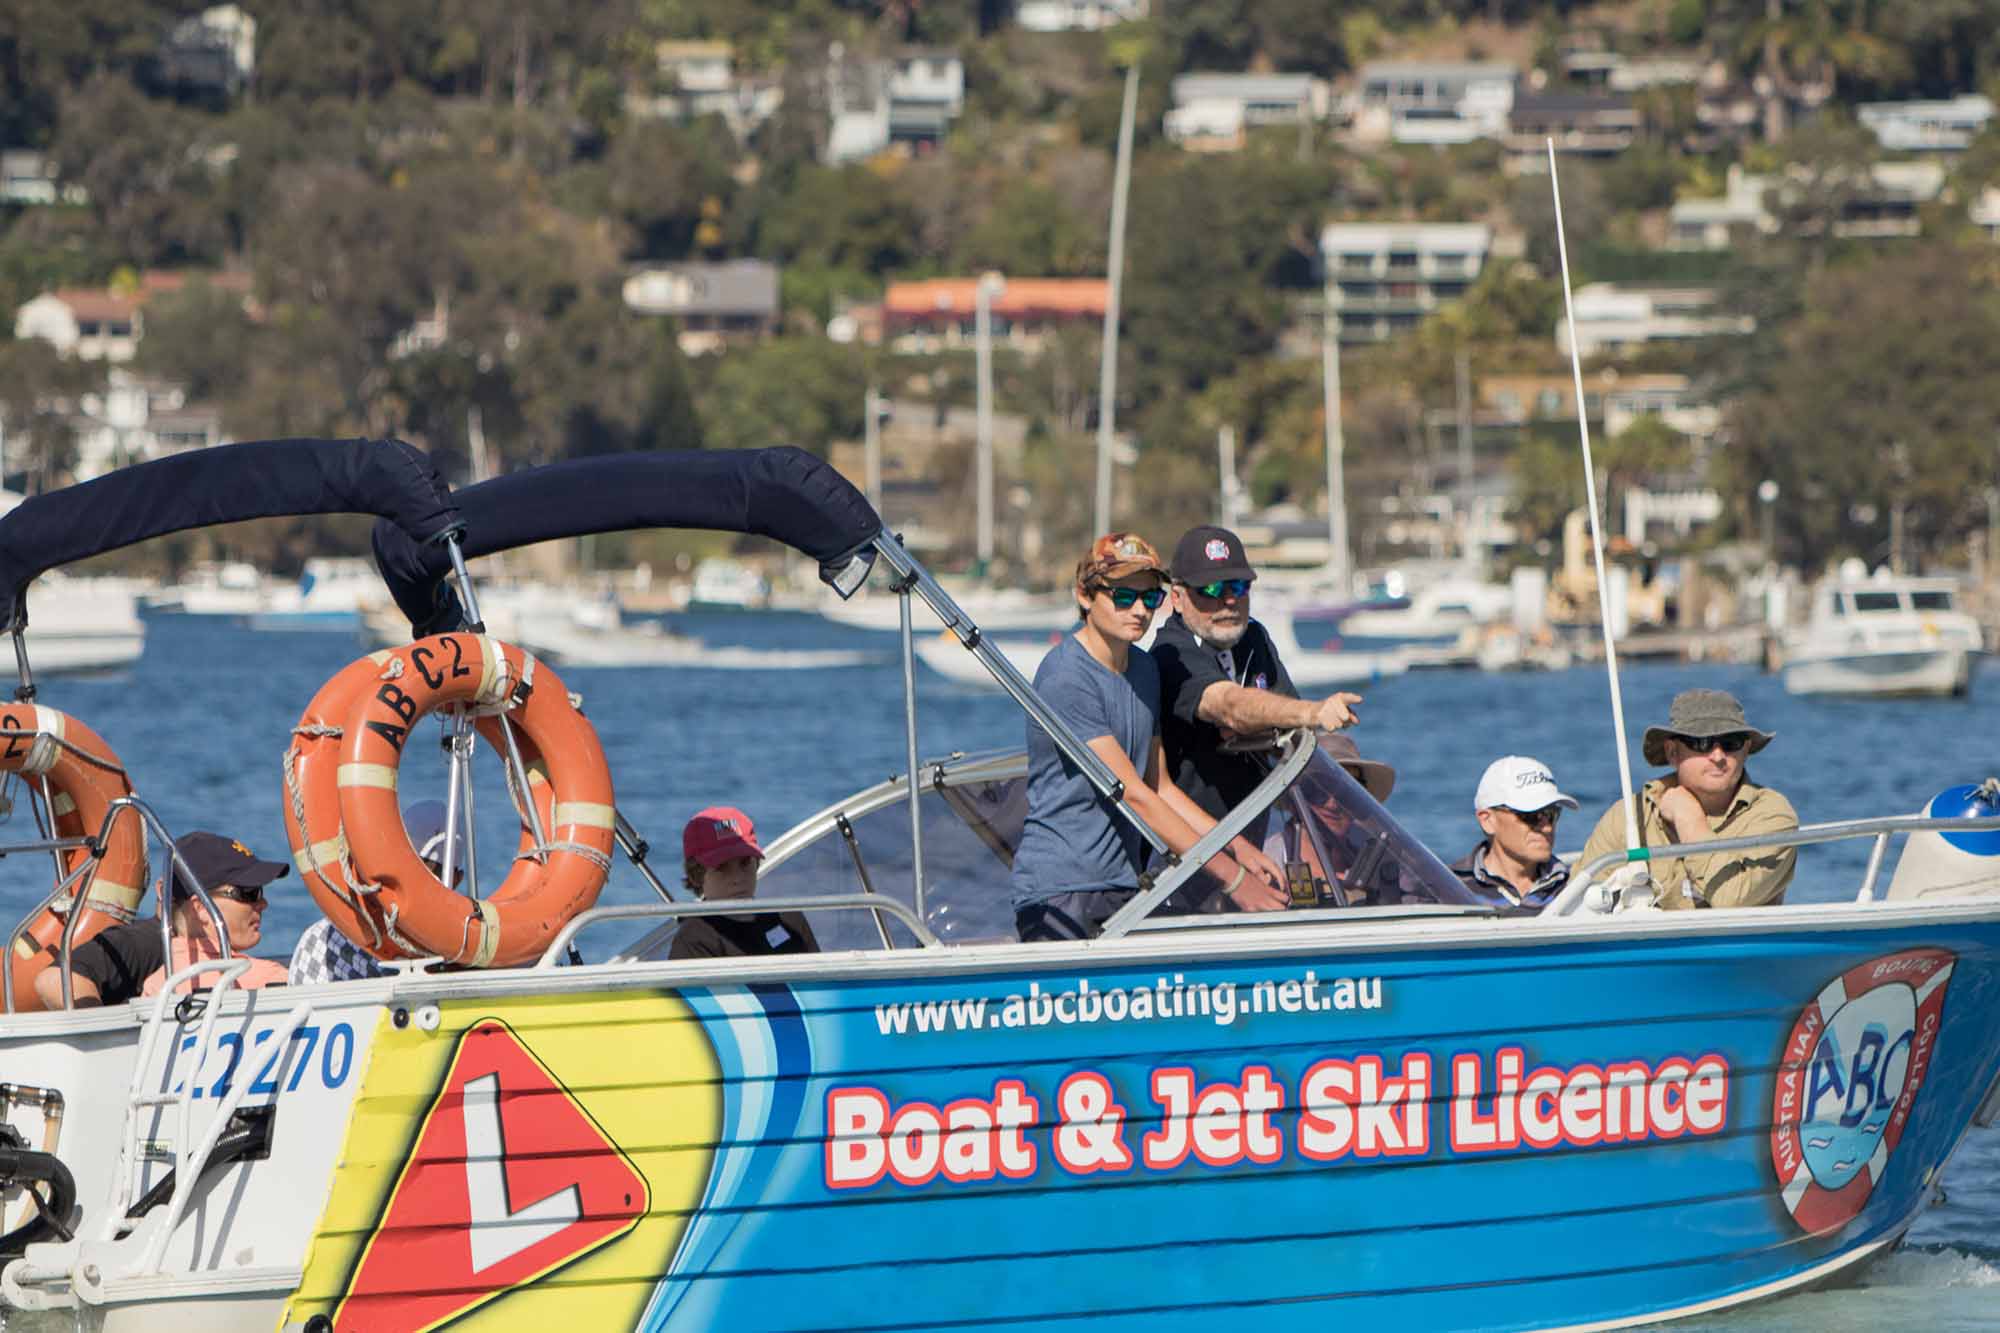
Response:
[872,972,1385,1036]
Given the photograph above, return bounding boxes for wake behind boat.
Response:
[5,445,2000,1333]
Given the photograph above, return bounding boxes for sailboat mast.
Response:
[1094,64,1138,537]
[1320,292,1350,590]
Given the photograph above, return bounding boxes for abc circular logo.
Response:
[1769,948,1955,1234]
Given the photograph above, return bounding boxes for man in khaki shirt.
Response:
[1578,689,1797,909]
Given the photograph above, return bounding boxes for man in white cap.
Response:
[1452,757,1580,908]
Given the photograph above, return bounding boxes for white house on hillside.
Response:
[1016,0,1146,31]
[1165,73,1329,150]
[825,46,965,163]
[1555,285,1753,358]
[14,290,143,362]
[1857,94,1994,152]
[1347,61,1517,145]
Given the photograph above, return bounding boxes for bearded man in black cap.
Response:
[1151,525,1364,844]
[1578,688,1797,909]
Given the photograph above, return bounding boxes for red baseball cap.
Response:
[682,806,765,867]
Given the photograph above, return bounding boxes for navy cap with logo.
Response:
[1170,525,1256,585]
[170,830,291,899]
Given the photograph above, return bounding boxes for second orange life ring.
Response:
[2,704,148,1010]
[286,634,615,968]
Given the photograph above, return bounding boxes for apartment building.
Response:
[1319,223,1491,343]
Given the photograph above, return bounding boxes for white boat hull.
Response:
[1783,647,1976,698]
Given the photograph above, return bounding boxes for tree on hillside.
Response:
[50,76,231,266]
[694,337,870,455]
[1717,240,2000,573]
[0,339,93,491]
[1123,151,1333,408]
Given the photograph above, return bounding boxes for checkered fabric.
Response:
[287,918,392,985]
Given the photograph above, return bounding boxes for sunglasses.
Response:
[211,884,267,905]
[1186,579,1252,601]
[1502,806,1561,828]
[1670,732,1751,755]
[1103,586,1166,610]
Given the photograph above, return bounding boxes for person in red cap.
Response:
[670,806,819,960]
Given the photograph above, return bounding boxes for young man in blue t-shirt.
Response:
[1010,532,1288,941]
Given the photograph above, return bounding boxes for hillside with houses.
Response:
[2,0,1999,593]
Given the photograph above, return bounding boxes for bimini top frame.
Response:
[0,437,463,698]
[368,447,1158,925]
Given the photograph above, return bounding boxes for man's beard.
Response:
[1203,617,1248,648]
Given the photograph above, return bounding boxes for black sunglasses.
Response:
[1502,806,1560,828]
[1186,578,1251,600]
[1671,732,1751,755]
[1104,587,1166,610]
[211,884,267,905]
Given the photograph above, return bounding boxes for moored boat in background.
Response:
[1782,571,1981,698]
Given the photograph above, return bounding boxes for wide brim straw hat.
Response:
[1640,688,1776,767]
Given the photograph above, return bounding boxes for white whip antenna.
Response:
[1549,139,1639,850]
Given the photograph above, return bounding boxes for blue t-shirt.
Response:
[1010,634,1161,905]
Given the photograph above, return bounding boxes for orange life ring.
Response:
[286,634,614,968]
[2,705,148,1011]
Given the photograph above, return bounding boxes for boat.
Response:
[7,445,2000,1332]
[685,557,770,610]
[11,573,146,675]
[143,561,268,617]
[247,557,386,632]
[1334,575,1514,650]
[1782,569,1982,698]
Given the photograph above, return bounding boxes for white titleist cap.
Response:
[1474,756,1579,815]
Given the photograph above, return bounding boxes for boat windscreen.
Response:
[1911,590,1955,611]
[1264,748,1483,910]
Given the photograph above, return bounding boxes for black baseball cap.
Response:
[171,831,291,899]
[1170,525,1256,584]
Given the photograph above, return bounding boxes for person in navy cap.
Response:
[39,830,292,1008]
[1151,525,1364,849]
[670,806,819,960]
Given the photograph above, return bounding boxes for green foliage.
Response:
[1717,239,2000,573]
[694,336,871,454]
[1666,0,1705,45]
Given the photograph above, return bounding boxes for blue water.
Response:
[3,609,1998,1326]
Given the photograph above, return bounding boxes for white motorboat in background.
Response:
[1782,571,1982,698]
[143,560,267,616]
[247,557,385,631]
[1335,576,1513,649]
[685,557,770,610]
[18,574,145,674]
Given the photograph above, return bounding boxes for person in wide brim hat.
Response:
[1639,688,1775,767]
[1578,687,1798,911]
[1318,731,1396,804]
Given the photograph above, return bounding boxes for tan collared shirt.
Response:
[1577,776,1798,909]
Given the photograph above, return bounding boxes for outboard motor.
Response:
[1885,779,2000,901]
